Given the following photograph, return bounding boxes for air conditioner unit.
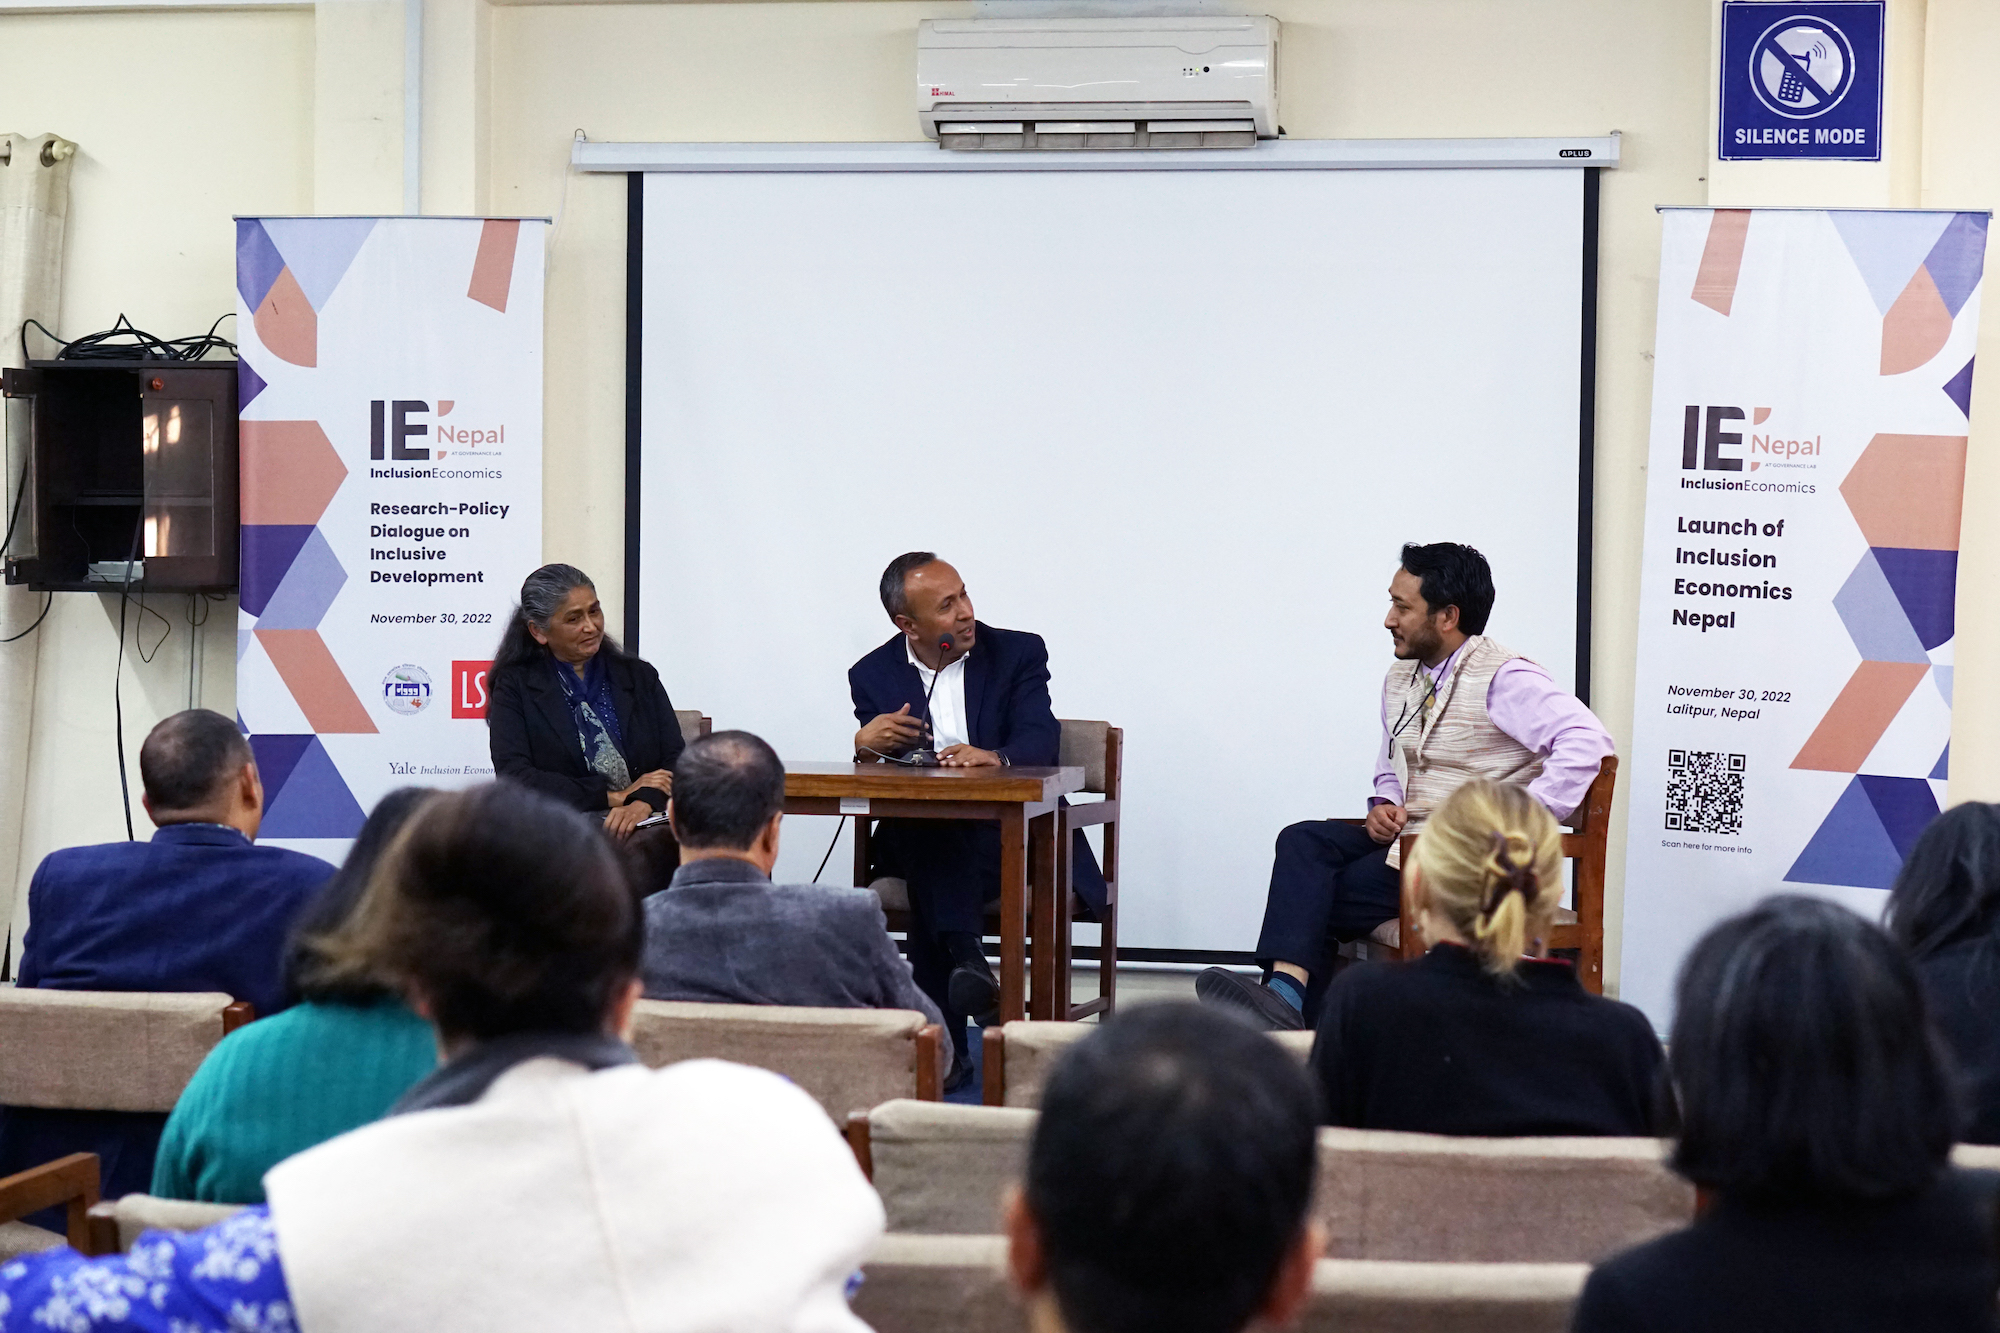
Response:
[916,17,1279,150]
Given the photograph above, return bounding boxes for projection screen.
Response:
[632,150,1595,956]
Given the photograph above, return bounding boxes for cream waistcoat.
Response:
[1382,635,1544,867]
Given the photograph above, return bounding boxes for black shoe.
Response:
[944,1056,976,1096]
[1195,967,1305,1032]
[948,953,1001,1027]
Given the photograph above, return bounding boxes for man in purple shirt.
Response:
[1199,542,1615,1031]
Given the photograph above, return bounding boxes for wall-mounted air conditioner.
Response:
[916,17,1279,150]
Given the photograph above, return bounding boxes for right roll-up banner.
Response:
[1622,206,1989,1023]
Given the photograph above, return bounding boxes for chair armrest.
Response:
[914,1024,944,1102]
[0,1153,100,1252]
[85,1201,120,1257]
[1331,817,1368,827]
[222,1001,255,1034]
[844,1113,873,1180]
[1060,800,1119,829]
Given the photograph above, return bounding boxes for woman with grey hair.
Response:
[486,563,685,839]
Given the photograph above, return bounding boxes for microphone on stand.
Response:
[907,634,955,768]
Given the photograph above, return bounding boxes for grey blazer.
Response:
[640,857,944,1029]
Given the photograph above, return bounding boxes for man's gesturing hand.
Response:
[856,704,929,756]
[1365,802,1409,846]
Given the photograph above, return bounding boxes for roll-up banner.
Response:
[1621,207,1987,1023]
[234,216,545,858]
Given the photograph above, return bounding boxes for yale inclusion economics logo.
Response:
[382,665,434,716]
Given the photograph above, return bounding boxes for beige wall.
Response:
[0,7,315,949]
[4,0,1997,992]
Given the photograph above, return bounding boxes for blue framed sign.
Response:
[1720,2,1884,161]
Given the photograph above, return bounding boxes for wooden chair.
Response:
[842,1099,1035,1234]
[980,1020,1311,1108]
[1362,757,1617,994]
[858,719,1121,1022]
[625,999,942,1123]
[673,710,713,745]
[0,1152,98,1258]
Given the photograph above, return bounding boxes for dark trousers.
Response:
[1255,820,1401,1016]
[871,818,1001,1061]
[0,1105,167,1231]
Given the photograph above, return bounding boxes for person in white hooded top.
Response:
[0,782,884,1333]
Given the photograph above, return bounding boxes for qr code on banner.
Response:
[1665,750,1746,835]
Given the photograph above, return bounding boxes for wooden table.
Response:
[784,762,1084,1023]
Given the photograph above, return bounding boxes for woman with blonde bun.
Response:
[1308,780,1668,1135]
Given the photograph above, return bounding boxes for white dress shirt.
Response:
[906,640,970,750]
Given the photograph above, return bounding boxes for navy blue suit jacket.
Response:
[848,621,1106,909]
[17,823,334,1018]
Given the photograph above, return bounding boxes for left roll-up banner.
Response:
[234,216,545,859]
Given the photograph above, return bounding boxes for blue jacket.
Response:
[849,621,1106,910]
[17,824,334,1018]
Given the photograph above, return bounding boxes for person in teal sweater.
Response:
[151,788,440,1203]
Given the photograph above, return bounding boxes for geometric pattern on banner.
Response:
[1791,660,1929,772]
[1828,211,1956,314]
[1839,434,1967,551]
[1924,213,1989,319]
[260,217,378,312]
[254,628,378,734]
[1933,664,1954,707]
[1872,547,1958,650]
[238,358,267,413]
[236,219,288,312]
[1691,209,1751,317]
[1829,212,1988,377]
[1784,776,1906,890]
[255,527,346,631]
[1832,550,1928,663]
[1933,742,1951,781]
[240,421,348,527]
[238,524,315,619]
[1945,357,1976,418]
[247,733,315,805]
[258,735,367,839]
[1882,265,1952,375]
[468,220,522,313]
[1784,774,1941,890]
[255,264,317,368]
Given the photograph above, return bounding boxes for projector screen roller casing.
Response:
[634,160,1592,956]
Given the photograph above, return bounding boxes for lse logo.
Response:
[452,661,491,719]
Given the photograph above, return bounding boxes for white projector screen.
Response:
[635,158,1590,956]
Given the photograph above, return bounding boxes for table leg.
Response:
[1028,811,1059,1021]
[998,804,1027,1024]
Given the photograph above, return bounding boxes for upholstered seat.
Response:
[980,1019,1312,1107]
[625,1000,942,1121]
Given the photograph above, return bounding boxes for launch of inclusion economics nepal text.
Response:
[1621,206,1985,1022]
[233,215,547,861]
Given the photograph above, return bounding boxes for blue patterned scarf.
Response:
[550,652,630,790]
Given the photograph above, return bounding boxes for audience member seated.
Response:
[1005,1002,1323,1333]
[1310,779,1667,1135]
[1,709,334,1219]
[1574,895,2000,1333]
[0,781,883,1333]
[149,788,440,1204]
[639,731,949,1071]
[1887,801,2000,1145]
